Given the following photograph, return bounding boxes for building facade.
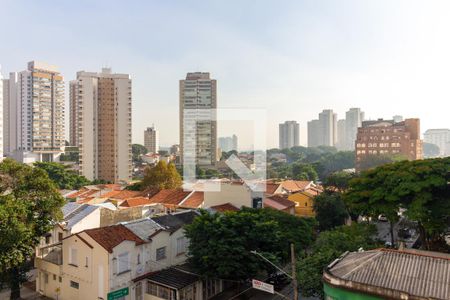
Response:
[424,129,450,157]
[279,121,299,149]
[0,70,3,160]
[355,118,423,171]
[179,72,217,166]
[344,108,364,151]
[4,62,65,162]
[144,126,159,154]
[307,119,320,147]
[218,134,238,152]
[70,68,132,182]
[308,109,337,147]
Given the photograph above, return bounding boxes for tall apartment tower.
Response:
[279,121,299,149]
[344,108,364,150]
[424,129,450,157]
[355,118,423,171]
[336,119,346,151]
[144,126,159,154]
[179,72,217,166]
[219,134,238,152]
[70,68,132,182]
[4,62,65,162]
[307,119,320,147]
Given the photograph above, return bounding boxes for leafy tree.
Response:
[132,144,148,163]
[185,208,316,281]
[357,153,406,171]
[291,163,318,181]
[315,151,355,179]
[345,157,450,250]
[324,171,355,193]
[0,159,65,299]
[34,162,91,189]
[297,223,380,298]
[313,192,349,231]
[423,142,440,158]
[141,161,182,190]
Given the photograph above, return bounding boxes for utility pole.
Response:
[291,243,298,300]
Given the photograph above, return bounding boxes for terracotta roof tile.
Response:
[84,224,145,253]
[148,189,191,206]
[264,195,295,210]
[265,183,280,195]
[280,180,312,193]
[119,197,153,208]
[108,190,142,200]
[181,192,204,208]
[210,203,239,212]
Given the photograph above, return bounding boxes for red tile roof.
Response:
[210,203,239,212]
[119,197,153,208]
[279,180,312,193]
[264,195,295,210]
[108,190,143,200]
[265,182,281,195]
[180,192,204,208]
[84,224,145,253]
[148,189,191,206]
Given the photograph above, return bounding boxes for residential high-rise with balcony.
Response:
[70,68,132,182]
[179,72,217,166]
[279,121,299,149]
[144,126,159,154]
[4,62,65,162]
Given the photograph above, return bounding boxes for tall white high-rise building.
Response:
[336,119,346,151]
[319,109,337,147]
[144,126,159,154]
[70,68,132,182]
[424,129,450,157]
[4,62,65,162]
[279,121,299,149]
[219,134,238,152]
[307,119,320,147]
[3,72,18,157]
[344,108,364,150]
[180,72,217,166]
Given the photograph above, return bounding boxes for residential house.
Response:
[288,187,322,217]
[263,195,295,215]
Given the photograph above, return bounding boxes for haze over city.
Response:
[1,0,450,149]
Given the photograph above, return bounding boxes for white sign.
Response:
[252,279,274,294]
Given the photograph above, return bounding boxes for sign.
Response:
[107,287,129,300]
[252,279,274,294]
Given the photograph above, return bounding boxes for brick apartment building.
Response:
[355,118,423,171]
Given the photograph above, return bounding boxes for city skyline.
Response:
[1,1,450,149]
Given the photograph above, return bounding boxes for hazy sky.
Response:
[1,0,450,149]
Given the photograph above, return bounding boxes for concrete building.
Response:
[70,68,132,182]
[424,129,450,157]
[279,121,299,149]
[336,119,346,151]
[393,115,404,123]
[144,126,159,154]
[2,72,18,157]
[218,134,238,152]
[4,62,65,162]
[179,72,217,166]
[344,108,364,151]
[355,118,423,171]
[308,110,337,147]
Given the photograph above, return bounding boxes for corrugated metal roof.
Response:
[146,266,199,289]
[122,218,163,241]
[61,202,82,218]
[65,204,99,229]
[328,249,450,299]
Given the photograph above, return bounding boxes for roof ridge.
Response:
[380,248,450,261]
[339,251,384,279]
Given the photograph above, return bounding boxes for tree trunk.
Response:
[417,222,429,250]
[9,267,21,300]
[389,221,395,247]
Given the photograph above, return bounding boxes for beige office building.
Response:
[70,68,132,182]
[179,72,217,166]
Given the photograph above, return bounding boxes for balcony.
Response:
[35,243,62,275]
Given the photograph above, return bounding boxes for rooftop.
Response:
[144,265,200,289]
[64,204,99,229]
[264,195,295,210]
[121,218,163,241]
[84,224,145,253]
[324,248,450,299]
[152,210,199,232]
[210,203,239,213]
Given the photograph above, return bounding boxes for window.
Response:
[58,232,63,241]
[177,237,187,255]
[135,282,143,300]
[156,247,166,261]
[70,281,79,289]
[53,274,56,281]
[85,257,89,267]
[137,253,141,265]
[45,235,51,244]
[117,252,130,274]
[69,247,78,266]
[44,273,48,284]
[59,277,62,283]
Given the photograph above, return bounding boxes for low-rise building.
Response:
[323,248,450,300]
[288,187,322,217]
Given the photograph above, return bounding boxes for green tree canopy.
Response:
[141,160,182,190]
[0,159,65,299]
[358,153,406,171]
[345,157,450,251]
[297,223,380,298]
[324,171,355,193]
[291,163,318,181]
[184,208,316,281]
[34,161,91,190]
[423,142,440,158]
[132,144,148,163]
[313,191,349,231]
